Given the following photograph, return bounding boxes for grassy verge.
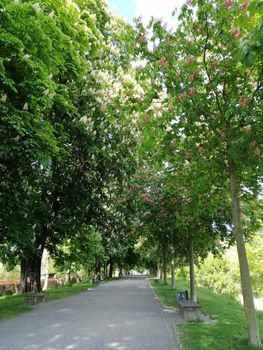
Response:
[149,278,263,350]
[0,280,98,320]
[44,280,95,301]
[0,294,31,320]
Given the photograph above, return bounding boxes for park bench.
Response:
[26,292,45,306]
[177,291,201,321]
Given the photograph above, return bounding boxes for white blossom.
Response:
[33,3,41,13]
[1,94,7,102]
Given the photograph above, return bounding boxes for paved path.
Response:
[0,277,179,350]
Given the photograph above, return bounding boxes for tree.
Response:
[0,0,141,292]
[53,227,105,283]
[134,0,262,344]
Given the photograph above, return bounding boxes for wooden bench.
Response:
[178,300,201,321]
[26,293,45,306]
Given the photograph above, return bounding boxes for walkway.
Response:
[0,277,179,350]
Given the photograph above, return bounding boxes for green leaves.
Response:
[0,0,142,283]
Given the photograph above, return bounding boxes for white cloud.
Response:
[134,0,186,30]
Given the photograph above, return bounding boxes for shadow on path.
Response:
[0,278,179,350]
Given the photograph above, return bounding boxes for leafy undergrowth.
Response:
[149,278,263,350]
[0,281,98,320]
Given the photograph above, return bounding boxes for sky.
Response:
[107,0,186,28]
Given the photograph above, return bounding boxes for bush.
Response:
[196,254,241,298]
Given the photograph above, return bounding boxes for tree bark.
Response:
[171,247,176,290]
[42,273,49,291]
[229,161,261,346]
[189,238,197,302]
[163,245,167,285]
[109,258,114,278]
[157,264,161,280]
[104,261,108,280]
[20,252,42,293]
[42,249,49,291]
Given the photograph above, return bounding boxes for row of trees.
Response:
[124,0,262,346]
[0,0,142,291]
[0,0,262,347]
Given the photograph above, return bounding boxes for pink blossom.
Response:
[174,211,180,218]
[210,60,218,68]
[187,198,193,203]
[139,35,146,43]
[193,70,199,78]
[179,91,187,101]
[192,24,202,31]
[239,95,250,107]
[249,141,256,148]
[231,27,241,40]
[186,151,193,158]
[189,87,196,96]
[221,132,226,140]
[199,147,205,155]
[158,57,167,66]
[240,0,250,10]
[188,56,195,65]
[145,115,151,123]
[254,147,260,157]
[224,0,233,9]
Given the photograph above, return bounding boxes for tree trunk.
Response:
[229,161,261,346]
[171,247,176,290]
[119,263,123,277]
[20,252,42,293]
[109,258,114,278]
[163,245,167,285]
[42,273,49,291]
[96,262,101,275]
[65,271,71,285]
[157,264,161,280]
[189,238,196,302]
[104,261,108,280]
[42,249,49,291]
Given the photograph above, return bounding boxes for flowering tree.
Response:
[135,0,262,345]
[0,0,141,292]
[124,166,232,298]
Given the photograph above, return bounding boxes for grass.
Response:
[0,280,97,320]
[0,294,31,320]
[149,278,263,350]
[44,280,95,301]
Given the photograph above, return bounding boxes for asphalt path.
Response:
[0,277,179,350]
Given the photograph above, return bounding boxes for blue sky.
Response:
[107,0,185,29]
[108,0,136,23]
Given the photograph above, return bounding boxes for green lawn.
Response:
[149,278,263,350]
[44,280,95,301]
[0,280,97,320]
[0,294,31,320]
